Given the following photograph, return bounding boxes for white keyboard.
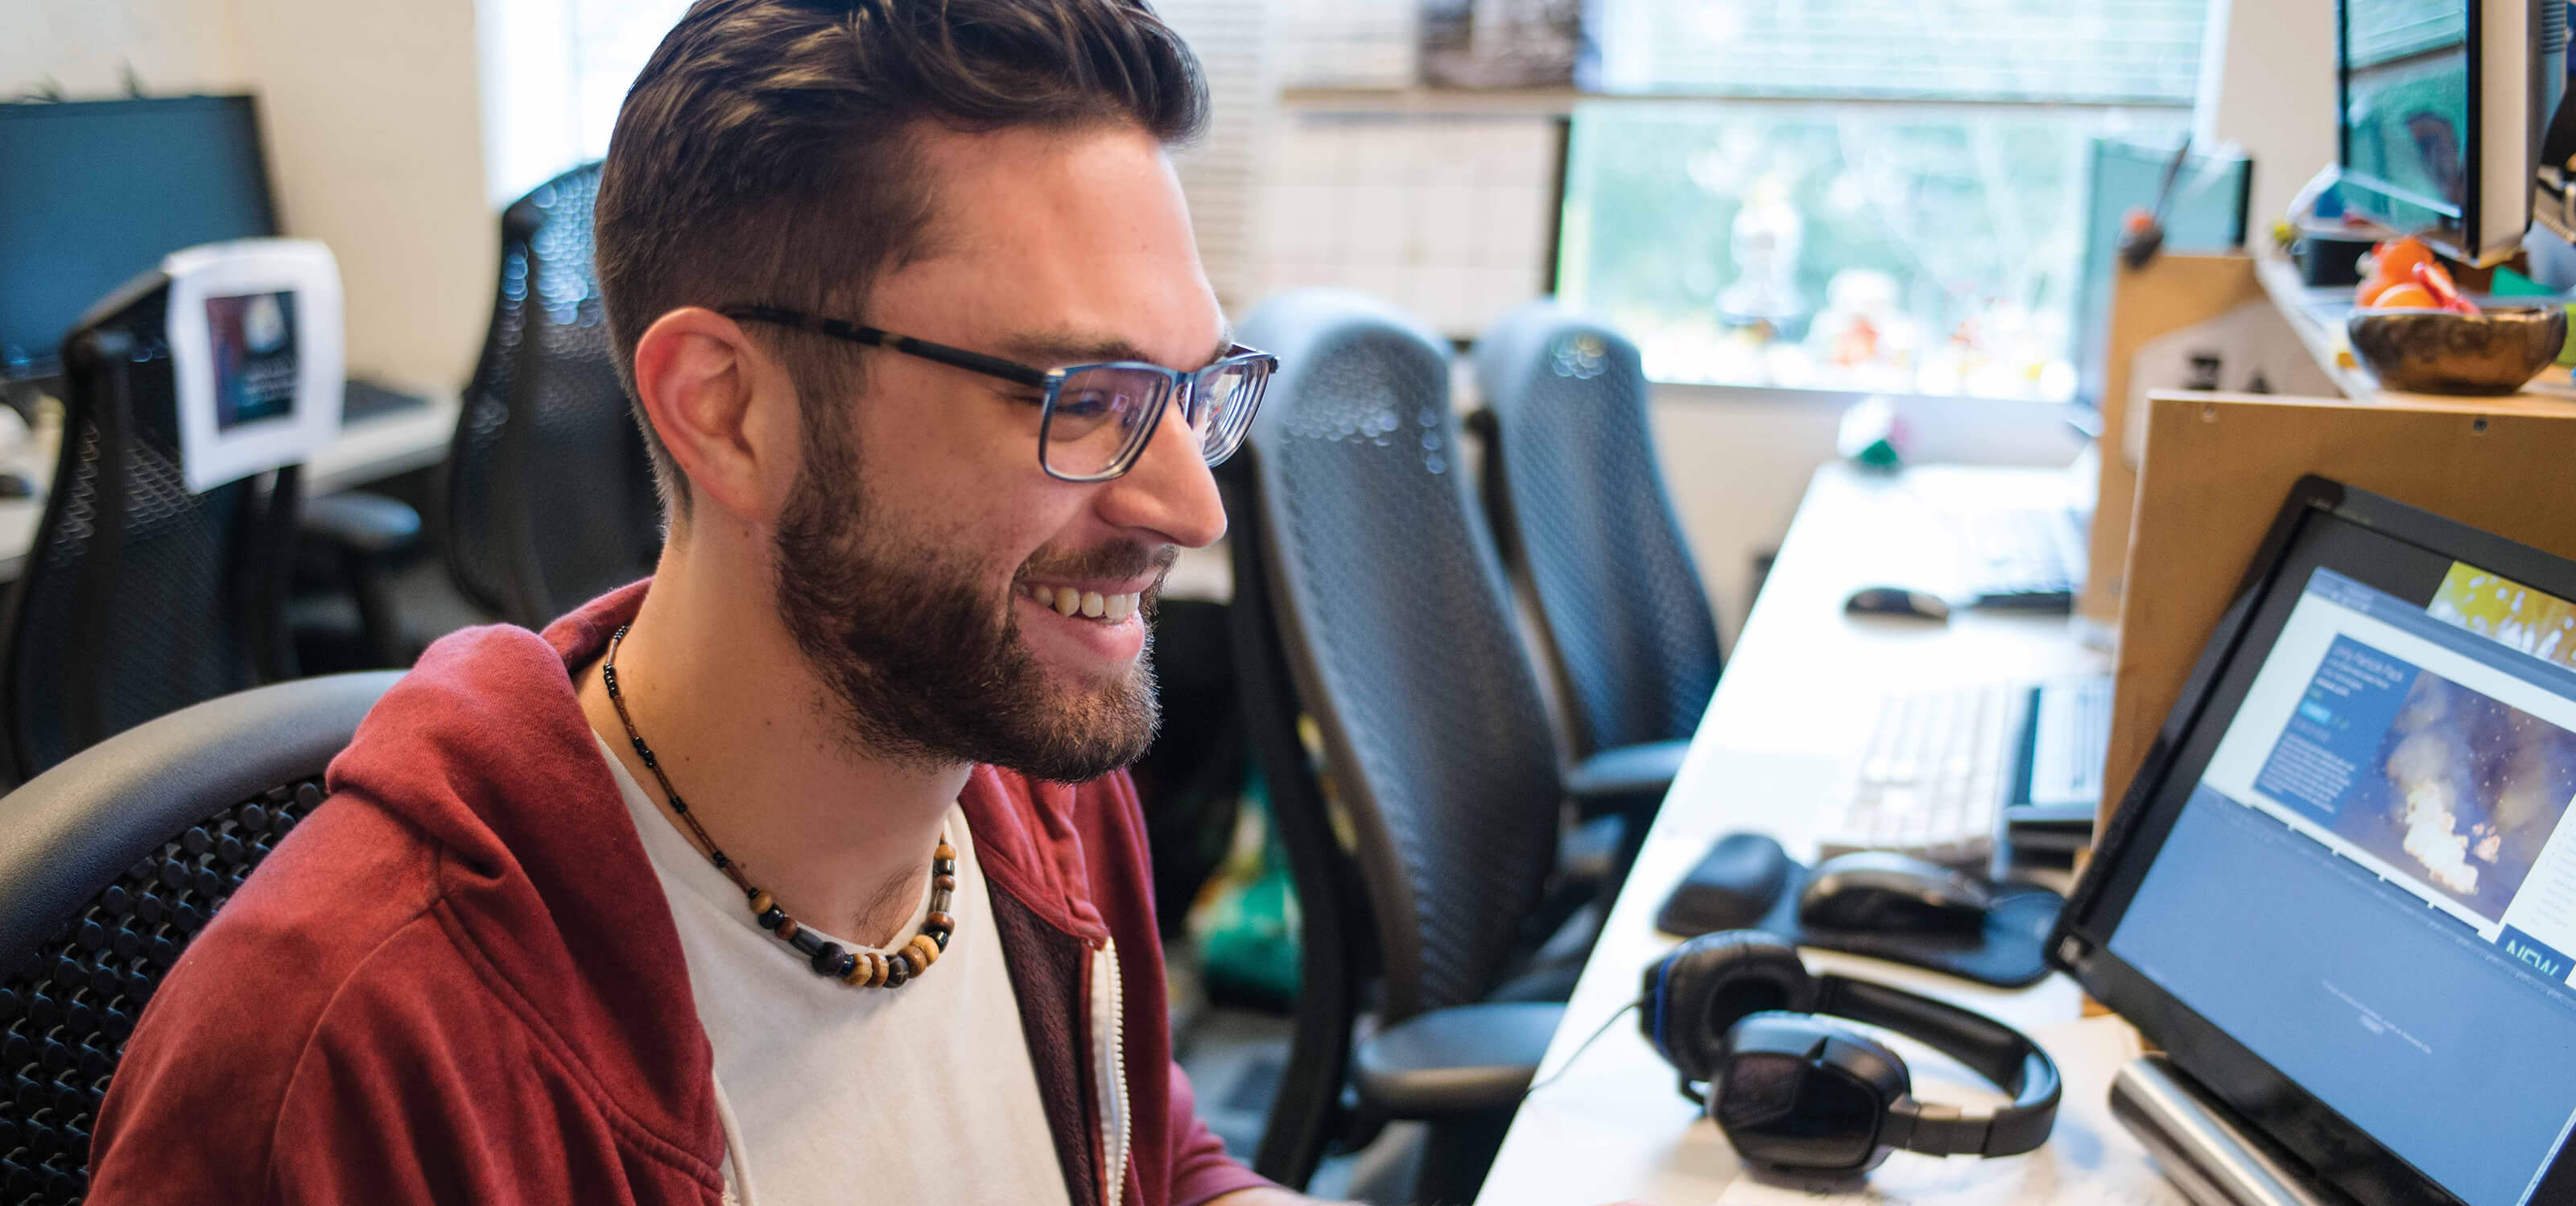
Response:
[1816,682,2025,869]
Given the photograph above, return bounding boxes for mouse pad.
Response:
[1654,832,2061,988]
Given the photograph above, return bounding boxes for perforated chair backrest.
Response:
[1238,290,1562,1021]
[1,300,300,783]
[1473,299,1721,755]
[449,162,661,629]
[0,670,398,1204]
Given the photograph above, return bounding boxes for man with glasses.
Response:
[85,1,1318,1203]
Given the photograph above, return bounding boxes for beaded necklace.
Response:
[601,623,956,988]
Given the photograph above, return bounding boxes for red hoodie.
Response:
[85,582,1272,1206]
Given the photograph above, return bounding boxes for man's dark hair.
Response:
[594,0,1209,517]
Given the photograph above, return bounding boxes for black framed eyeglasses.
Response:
[720,304,1276,483]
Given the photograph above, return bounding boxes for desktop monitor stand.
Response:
[2108,1056,2357,1206]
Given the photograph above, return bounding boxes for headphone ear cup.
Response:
[1709,1013,1912,1173]
[1641,930,1817,1085]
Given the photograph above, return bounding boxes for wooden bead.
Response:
[749,890,774,915]
[756,905,786,930]
[774,916,799,941]
[925,911,954,935]
[906,934,939,969]
[934,874,957,892]
[863,951,888,987]
[886,952,912,988]
[935,841,956,862]
[841,952,872,985]
[810,940,846,976]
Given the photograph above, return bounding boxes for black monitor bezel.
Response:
[2052,476,2576,1206]
[2335,0,2486,257]
[0,94,281,381]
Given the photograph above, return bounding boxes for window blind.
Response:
[1592,0,2210,105]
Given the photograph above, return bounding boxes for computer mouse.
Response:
[1843,586,1950,622]
[1797,851,1994,934]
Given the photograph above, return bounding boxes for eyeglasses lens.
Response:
[1042,367,1170,479]
[1194,360,1268,465]
[1041,357,1271,478]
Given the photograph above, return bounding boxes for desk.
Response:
[1477,463,2165,1205]
[0,387,460,583]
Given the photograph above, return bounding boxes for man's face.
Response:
[770,122,1229,782]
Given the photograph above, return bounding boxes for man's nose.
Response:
[1096,398,1227,548]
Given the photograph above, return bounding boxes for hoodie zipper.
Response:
[1088,936,1132,1206]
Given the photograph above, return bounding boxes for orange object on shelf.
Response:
[2365,283,2438,310]
[2411,261,2481,316]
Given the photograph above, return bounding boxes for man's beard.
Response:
[769,405,1166,783]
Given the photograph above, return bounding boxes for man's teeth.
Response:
[1028,584,1141,622]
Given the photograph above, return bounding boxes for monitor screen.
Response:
[2108,513,2576,1206]
[0,97,279,377]
[2341,0,2472,219]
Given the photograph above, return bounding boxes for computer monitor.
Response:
[2337,0,2570,266]
[2072,138,2251,409]
[2059,479,2576,1206]
[0,97,280,379]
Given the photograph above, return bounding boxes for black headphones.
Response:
[1639,930,2062,1174]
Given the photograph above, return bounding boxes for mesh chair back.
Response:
[1473,300,1721,754]
[1238,290,1561,1021]
[0,670,398,1204]
[2,297,300,783]
[449,162,660,628]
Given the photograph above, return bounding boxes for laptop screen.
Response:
[2107,513,2576,1206]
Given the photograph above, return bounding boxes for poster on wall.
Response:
[162,238,344,493]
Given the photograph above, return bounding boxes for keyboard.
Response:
[2005,675,2115,853]
[343,377,429,423]
[1816,682,2023,869]
[1948,506,2086,612]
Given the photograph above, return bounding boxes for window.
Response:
[477,0,689,206]
[1558,0,2209,399]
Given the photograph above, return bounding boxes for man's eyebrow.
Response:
[995,323,1238,372]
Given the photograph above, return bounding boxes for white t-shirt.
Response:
[596,736,1075,1206]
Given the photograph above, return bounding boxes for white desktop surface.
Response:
[0,388,459,583]
[1475,463,2162,1206]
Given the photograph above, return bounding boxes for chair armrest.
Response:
[1564,739,1688,812]
[1351,1000,1564,1118]
[300,490,422,556]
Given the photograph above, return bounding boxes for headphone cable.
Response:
[1520,999,1641,1101]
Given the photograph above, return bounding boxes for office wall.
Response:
[2,0,244,98]
[228,0,492,392]
[2196,0,2338,237]
[6,0,493,394]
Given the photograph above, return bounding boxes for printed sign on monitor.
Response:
[161,238,342,492]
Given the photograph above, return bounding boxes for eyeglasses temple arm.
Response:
[718,304,1053,389]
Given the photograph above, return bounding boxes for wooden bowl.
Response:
[2346,304,2569,396]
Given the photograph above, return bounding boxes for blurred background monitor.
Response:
[0,96,279,381]
[2336,0,2568,266]
[2072,138,2252,410]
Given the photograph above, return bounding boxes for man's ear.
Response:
[630,307,800,522]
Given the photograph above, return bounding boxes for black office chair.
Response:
[448,162,662,630]
[0,315,303,784]
[1224,290,1591,1202]
[0,670,398,1203]
[1470,299,1724,849]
